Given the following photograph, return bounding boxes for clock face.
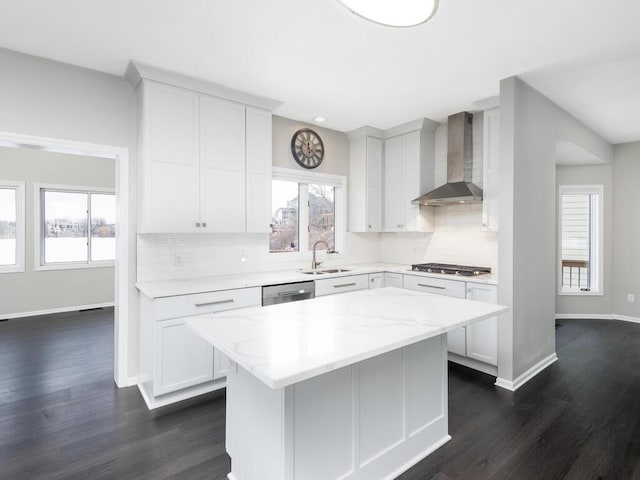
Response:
[291,128,325,169]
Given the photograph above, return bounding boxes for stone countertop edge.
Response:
[136,262,499,299]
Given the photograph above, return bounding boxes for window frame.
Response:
[34,183,116,271]
[0,180,26,274]
[270,167,346,259]
[557,184,604,296]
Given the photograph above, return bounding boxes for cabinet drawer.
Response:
[315,274,369,297]
[152,287,261,321]
[402,274,466,298]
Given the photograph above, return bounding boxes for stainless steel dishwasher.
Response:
[262,281,315,306]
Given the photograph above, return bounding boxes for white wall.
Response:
[0,147,115,316]
[612,142,640,319]
[499,76,613,381]
[555,164,613,316]
[0,48,138,378]
[137,115,379,282]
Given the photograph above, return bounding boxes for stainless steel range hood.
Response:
[412,112,483,206]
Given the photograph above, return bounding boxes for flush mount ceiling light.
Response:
[313,116,327,123]
[337,0,439,28]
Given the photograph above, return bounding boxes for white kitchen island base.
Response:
[225,334,449,480]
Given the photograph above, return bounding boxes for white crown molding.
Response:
[125,60,283,112]
[495,353,558,391]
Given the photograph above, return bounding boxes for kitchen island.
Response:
[186,287,507,480]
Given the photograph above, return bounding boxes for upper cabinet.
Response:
[348,129,383,232]
[129,62,279,234]
[348,121,435,234]
[482,107,500,232]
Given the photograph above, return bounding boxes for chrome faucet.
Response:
[311,240,336,270]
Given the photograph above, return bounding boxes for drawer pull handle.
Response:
[195,299,235,307]
[334,282,357,288]
[417,283,446,290]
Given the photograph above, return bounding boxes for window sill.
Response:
[35,261,115,272]
[558,290,603,297]
[0,265,25,274]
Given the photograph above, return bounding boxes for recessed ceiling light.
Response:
[337,0,439,28]
[314,116,327,123]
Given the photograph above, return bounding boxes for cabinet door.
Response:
[368,273,384,289]
[384,272,403,288]
[153,318,214,396]
[383,136,404,231]
[366,137,383,231]
[401,131,422,232]
[447,327,466,357]
[482,108,500,232]
[246,107,272,233]
[143,81,200,233]
[465,284,498,366]
[200,95,246,233]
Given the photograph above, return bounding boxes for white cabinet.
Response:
[401,274,498,371]
[140,81,200,233]
[348,132,383,232]
[368,272,385,289]
[139,287,261,409]
[200,95,246,233]
[315,274,369,297]
[153,318,215,396]
[402,274,466,298]
[384,272,403,288]
[137,79,272,233]
[465,284,498,366]
[482,107,500,232]
[383,131,433,232]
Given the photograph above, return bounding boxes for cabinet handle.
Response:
[397,224,403,228]
[196,222,201,227]
[417,283,446,290]
[333,282,357,288]
[202,222,207,227]
[195,299,235,307]
[368,225,372,229]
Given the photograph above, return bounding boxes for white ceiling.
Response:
[0,0,639,142]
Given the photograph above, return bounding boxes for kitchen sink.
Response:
[300,270,328,275]
[319,268,351,274]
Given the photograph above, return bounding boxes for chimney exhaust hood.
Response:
[412,112,483,206]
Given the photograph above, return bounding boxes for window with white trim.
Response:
[0,181,25,273]
[37,185,116,269]
[269,168,344,255]
[559,185,603,295]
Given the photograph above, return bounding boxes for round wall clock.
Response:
[291,128,325,169]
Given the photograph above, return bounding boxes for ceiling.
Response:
[0,0,639,142]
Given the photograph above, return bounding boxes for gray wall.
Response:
[612,142,640,318]
[555,164,613,316]
[499,77,613,381]
[0,147,115,315]
[0,48,138,379]
[272,115,349,177]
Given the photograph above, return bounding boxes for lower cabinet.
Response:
[139,286,261,409]
[384,272,403,288]
[153,318,215,396]
[315,274,369,296]
[402,274,499,372]
[368,272,385,289]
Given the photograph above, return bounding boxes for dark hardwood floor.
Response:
[1,311,639,479]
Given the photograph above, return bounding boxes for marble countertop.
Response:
[136,262,498,298]
[185,287,508,389]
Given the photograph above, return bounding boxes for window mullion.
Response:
[299,184,310,252]
[87,193,92,265]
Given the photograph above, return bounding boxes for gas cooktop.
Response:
[410,263,492,276]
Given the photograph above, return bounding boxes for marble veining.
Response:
[186,287,507,389]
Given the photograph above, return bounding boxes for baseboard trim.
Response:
[555,313,640,324]
[126,376,139,387]
[2,302,115,320]
[495,352,558,391]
